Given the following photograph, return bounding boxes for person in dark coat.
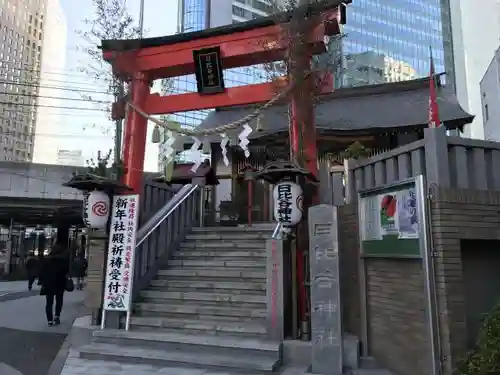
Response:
[39,244,69,326]
[73,254,87,291]
[26,254,38,291]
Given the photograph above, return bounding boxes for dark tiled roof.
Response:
[100,0,351,52]
[155,162,219,185]
[196,75,473,142]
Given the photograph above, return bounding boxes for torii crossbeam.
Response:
[101,2,347,193]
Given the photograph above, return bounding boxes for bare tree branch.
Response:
[77,0,142,175]
[259,0,346,97]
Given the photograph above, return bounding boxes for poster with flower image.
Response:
[359,178,423,258]
[378,193,398,236]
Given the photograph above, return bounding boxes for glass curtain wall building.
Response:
[339,0,448,87]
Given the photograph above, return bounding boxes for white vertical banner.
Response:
[102,194,139,320]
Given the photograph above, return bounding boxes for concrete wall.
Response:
[0,162,85,200]
[429,186,500,374]
[338,202,431,375]
[365,258,431,375]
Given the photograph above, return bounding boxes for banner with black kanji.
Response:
[102,194,139,312]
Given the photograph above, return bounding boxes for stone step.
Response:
[92,330,280,359]
[177,247,266,254]
[148,285,265,296]
[150,279,266,292]
[180,241,264,249]
[134,302,267,322]
[78,342,278,374]
[191,225,274,233]
[168,259,265,268]
[140,290,267,305]
[156,268,266,280]
[128,316,267,336]
[137,296,265,311]
[174,250,266,259]
[186,233,269,240]
[135,310,265,323]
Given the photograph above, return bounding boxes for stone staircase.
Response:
[77,225,282,374]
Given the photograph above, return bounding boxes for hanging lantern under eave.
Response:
[151,125,162,143]
[202,139,211,154]
[255,116,264,132]
[82,190,110,229]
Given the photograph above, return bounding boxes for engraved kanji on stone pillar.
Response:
[308,204,343,375]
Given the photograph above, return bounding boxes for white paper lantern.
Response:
[82,190,110,229]
[273,181,303,226]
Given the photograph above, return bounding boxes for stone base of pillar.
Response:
[85,229,107,325]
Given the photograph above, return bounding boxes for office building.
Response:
[0,0,65,163]
[343,51,417,87]
[340,1,448,88]
[32,0,66,164]
[447,0,500,139]
[480,46,500,141]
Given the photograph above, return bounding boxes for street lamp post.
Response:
[139,0,145,38]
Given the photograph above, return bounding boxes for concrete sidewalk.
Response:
[0,289,85,333]
[0,289,86,375]
[0,280,39,294]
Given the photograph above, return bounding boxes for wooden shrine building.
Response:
[175,75,473,225]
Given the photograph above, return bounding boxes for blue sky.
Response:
[55,0,178,171]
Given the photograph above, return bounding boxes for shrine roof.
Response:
[100,0,351,52]
[197,75,473,141]
[155,162,219,185]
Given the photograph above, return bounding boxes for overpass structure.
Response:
[0,162,86,226]
[0,161,85,200]
[0,162,163,226]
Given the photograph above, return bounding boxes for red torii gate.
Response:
[101,3,346,194]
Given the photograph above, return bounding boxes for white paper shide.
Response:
[273,181,303,226]
[82,190,110,229]
[103,194,139,311]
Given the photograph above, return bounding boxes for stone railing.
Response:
[344,127,500,199]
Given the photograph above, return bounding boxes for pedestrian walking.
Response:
[39,243,72,326]
[73,254,87,291]
[25,253,38,291]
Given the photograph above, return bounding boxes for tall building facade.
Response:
[0,0,64,163]
[447,0,500,139]
[340,0,447,88]
[32,0,66,164]
[480,46,500,141]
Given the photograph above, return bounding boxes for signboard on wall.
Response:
[193,46,225,95]
[359,178,423,258]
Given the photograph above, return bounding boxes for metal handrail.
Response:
[135,184,199,248]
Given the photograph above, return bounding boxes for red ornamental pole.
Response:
[248,179,253,226]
